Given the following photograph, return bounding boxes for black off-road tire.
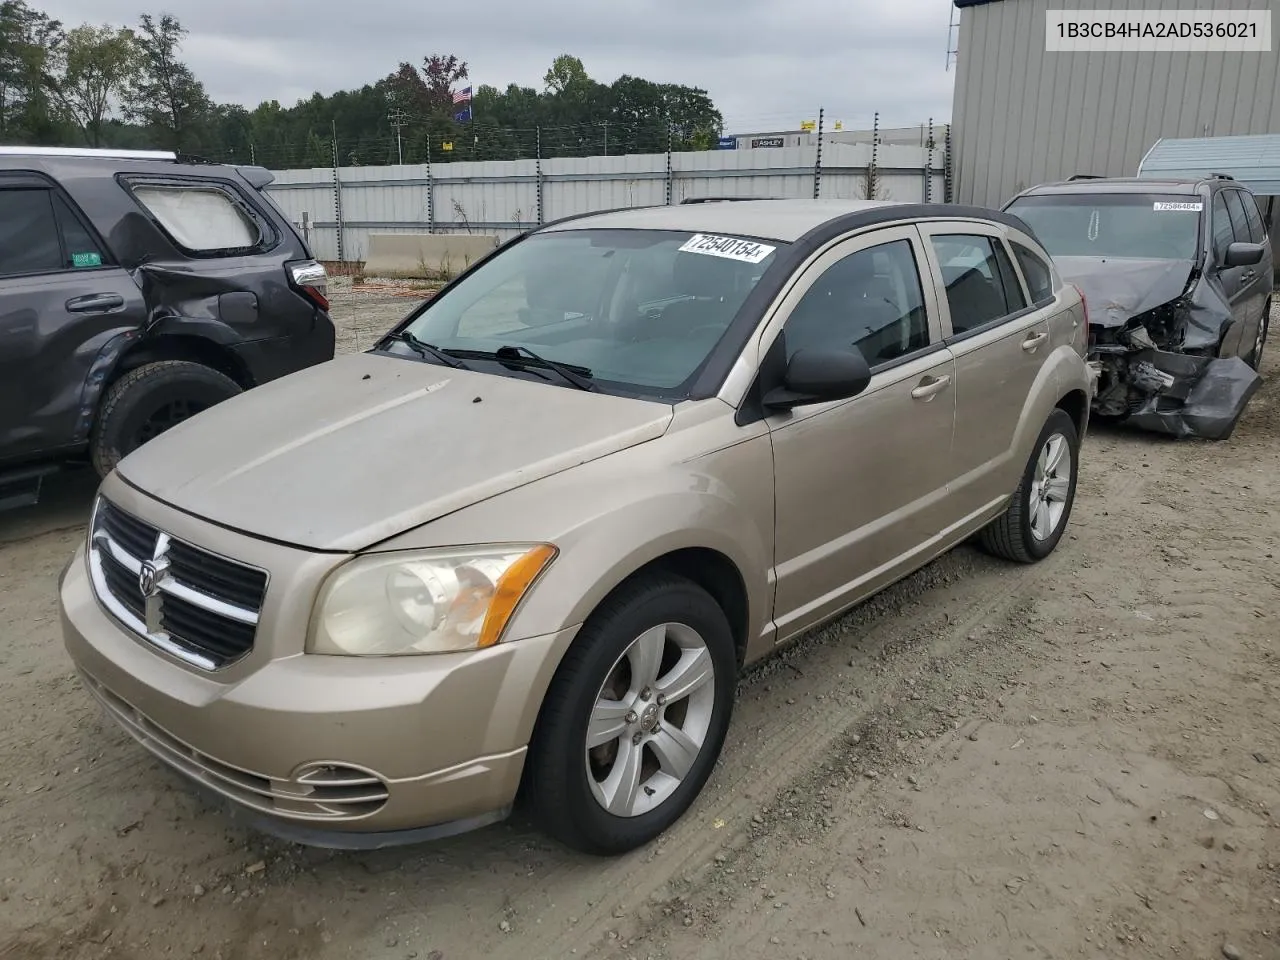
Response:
[979,408,1080,564]
[525,573,737,856]
[90,361,242,477]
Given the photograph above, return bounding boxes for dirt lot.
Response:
[2,286,1278,960]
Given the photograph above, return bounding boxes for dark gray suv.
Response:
[0,147,335,509]
[1005,174,1273,440]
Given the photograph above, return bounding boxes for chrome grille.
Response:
[87,497,269,670]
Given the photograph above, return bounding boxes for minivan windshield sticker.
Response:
[1153,202,1202,212]
[678,234,776,264]
[71,251,102,267]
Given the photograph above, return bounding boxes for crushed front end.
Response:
[1068,260,1261,441]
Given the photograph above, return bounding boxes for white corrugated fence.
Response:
[266,141,950,264]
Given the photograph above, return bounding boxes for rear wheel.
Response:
[90,361,242,477]
[980,408,1080,564]
[526,573,737,855]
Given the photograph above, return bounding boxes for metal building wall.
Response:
[951,0,1280,208]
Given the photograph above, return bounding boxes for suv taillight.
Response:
[287,259,329,311]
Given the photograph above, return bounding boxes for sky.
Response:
[40,0,958,134]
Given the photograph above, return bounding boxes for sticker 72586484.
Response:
[1153,201,1202,212]
[678,234,777,264]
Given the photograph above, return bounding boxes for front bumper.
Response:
[59,542,577,844]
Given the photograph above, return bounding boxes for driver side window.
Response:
[782,239,929,367]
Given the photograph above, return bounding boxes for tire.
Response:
[90,361,242,477]
[525,573,737,855]
[1246,303,1269,371]
[979,408,1080,564]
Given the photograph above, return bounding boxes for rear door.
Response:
[0,175,147,463]
[917,222,1051,523]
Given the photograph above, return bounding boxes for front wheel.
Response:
[1246,304,1269,371]
[525,573,737,855]
[979,408,1080,563]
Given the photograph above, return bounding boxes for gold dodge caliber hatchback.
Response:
[59,199,1094,855]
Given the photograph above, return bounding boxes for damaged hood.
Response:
[116,352,674,552]
[1051,257,1195,328]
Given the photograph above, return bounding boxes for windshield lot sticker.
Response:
[1153,202,1202,212]
[679,234,776,264]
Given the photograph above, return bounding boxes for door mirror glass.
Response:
[764,347,872,410]
[1223,241,1265,268]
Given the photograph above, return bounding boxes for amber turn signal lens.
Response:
[477,544,558,648]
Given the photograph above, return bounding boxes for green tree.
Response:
[543,54,587,95]
[0,0,63,141]
[124,13,210,151]
[52,24,139,146]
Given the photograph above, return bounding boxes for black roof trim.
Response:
[954,0,1003,8]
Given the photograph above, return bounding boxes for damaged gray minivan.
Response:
[1006,175,1272,440]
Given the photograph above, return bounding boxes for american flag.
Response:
[452,86,472,104]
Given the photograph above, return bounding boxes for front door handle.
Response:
[1021,331,1049,352]
[66,293,125,313]
[911,374,951,400]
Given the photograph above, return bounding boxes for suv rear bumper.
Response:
[58,545,572,845]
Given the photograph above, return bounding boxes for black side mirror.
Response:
[763,347,872,411]
[1224,241,1265,268]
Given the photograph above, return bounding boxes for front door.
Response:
[0,176,148,463]
[765,226,957,642]
[1210,190,1251,357]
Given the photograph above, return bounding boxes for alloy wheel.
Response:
[585,622,716,818]
[1029,433,1072,542]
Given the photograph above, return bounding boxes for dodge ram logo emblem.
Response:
[139,561,161,599]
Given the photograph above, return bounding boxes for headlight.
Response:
[308,544,557,656]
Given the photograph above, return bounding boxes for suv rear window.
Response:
[0,188,63,276]
[0,187,109,276]
[133,184,263,253]
[1006,193,1201,261]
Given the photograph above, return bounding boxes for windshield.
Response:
[392,228,783,399]
[1006,193,1202,261]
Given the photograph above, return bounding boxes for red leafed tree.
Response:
[422,54,467,110]
[384,62,432,115]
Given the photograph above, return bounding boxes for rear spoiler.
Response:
[236,165,275,190]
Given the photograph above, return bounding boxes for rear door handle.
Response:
[911,374,951,400]
[1021,331,1049,352]
[66,293,125,313]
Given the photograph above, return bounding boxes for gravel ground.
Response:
[1,289,1277,960]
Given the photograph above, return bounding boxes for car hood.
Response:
[116,352,674,552]
[1051,256,1195,328]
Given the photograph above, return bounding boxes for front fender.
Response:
[376,434,775,644]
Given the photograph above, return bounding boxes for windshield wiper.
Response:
[445,345,597,392]
[386,331,469,369]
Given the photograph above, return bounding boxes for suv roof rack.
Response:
[0,145,178,161]
[1066,174,1102,181]
[1209,172,1235,181]
[680,196,783,204]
